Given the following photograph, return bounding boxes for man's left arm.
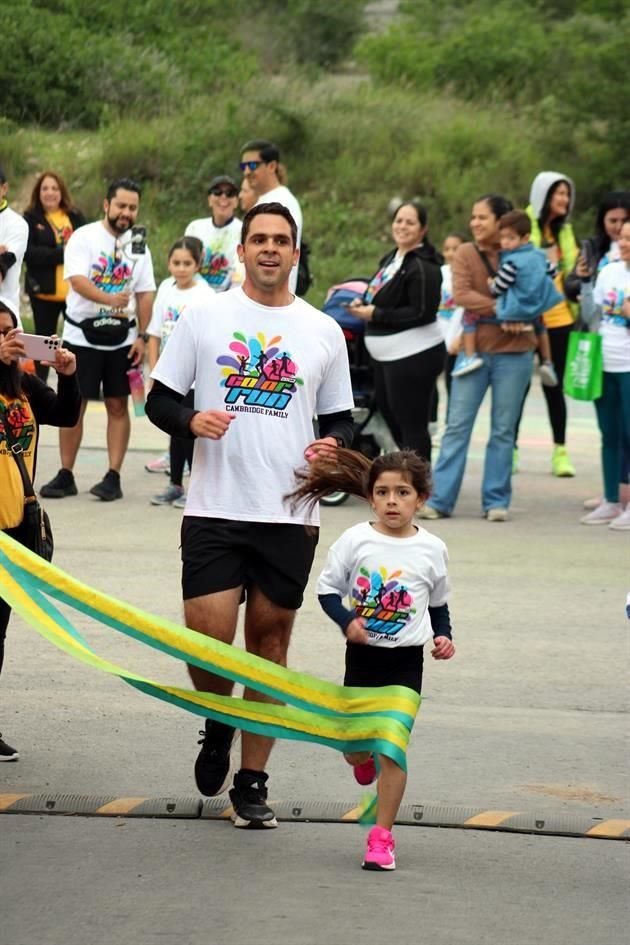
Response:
[0,215,28,282]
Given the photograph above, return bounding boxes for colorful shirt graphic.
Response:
[217,331,304,415]
[352,565,416,638]
[0,399,35,452]
[89,252,132,293]
[317,522,450,648]
[0,395,37,529]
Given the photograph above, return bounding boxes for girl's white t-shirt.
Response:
[147,278,214,352]
[317,521,450,648]
[151,287,354,525]
[593,261,630,372]
[184,217,243,291]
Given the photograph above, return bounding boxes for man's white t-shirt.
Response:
[256,186,303,293]
[317,522,450,648]
[147,278,214,353]
[63,221,156,350]
[184,217,243,291]
[151,287,354,525]
[0,207,28,324]
[593,260,630,373]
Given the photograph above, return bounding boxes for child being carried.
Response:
[453,209,561,385]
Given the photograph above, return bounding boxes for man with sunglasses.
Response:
[185,175,243,292]
[40,178,155,502]
[240,141,303,293]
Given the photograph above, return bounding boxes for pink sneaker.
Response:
[362,826,396,871]
[353,756,377,786]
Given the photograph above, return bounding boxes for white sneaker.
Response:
[609,505,630,531]
[486,507,508,522]
[581,501,622,525]
[539,361,558,387]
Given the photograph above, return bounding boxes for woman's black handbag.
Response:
[9,442,54,562]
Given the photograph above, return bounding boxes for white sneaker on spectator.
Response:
[539,361,558,387]
[486,508,508,522]
[581,501,622,525]
[609,506,630,530]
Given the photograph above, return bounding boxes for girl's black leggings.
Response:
[515,323,573,447]
[372,342,446,462]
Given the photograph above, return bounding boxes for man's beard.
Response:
[108,212,131,235]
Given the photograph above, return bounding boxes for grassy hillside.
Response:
[2,1,626,306]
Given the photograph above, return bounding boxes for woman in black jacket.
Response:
[348,200,445,461]
[23,171,86,381]
[0,295,80,760]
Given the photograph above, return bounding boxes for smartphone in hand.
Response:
[130,226,147,255]
[19,333,61,361]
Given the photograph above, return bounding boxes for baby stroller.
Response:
[318,279,397,506]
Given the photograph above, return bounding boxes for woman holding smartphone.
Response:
[347,200,445,462]
[23,171,86,382]
[0,295,80,761]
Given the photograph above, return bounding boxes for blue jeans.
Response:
[428,351,533,514]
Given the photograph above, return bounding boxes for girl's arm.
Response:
[23,372,81,428]
[429,602,455,659]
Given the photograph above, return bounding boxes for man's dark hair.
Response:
[240,139,280,164]
[499,210,531,237]
[241,202,298,247]
[106,177,142,202]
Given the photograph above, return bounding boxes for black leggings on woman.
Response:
[373,342,445,462]
[28,297,66,382]
[169,390,195,487]
[515,324,573,447]
[0,521,29,676]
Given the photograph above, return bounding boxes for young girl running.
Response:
[289,449,455,872]
[147,237,213,507]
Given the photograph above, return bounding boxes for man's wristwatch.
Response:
[137,331,149,343]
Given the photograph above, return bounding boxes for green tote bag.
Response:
[563,331,603,401]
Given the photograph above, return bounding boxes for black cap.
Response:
[207,175,238,196]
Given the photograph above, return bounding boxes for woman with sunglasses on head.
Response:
[347,200,445,463]
[185,175,243,291]
[23,171,86,382]
[0,295,80,761]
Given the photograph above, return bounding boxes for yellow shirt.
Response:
[541,227,576,330]
[0,394,38,529]
[37,210,72,303]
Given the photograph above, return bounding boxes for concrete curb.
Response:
[1,793,628,839]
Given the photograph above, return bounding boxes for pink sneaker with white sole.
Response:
[362,826,396,871]
[353,756,377,785]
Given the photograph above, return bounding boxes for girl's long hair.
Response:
[286,448,432,513]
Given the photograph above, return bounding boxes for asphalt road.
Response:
[0,380,628,945]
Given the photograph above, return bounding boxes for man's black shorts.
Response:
[181,517,319,611]
[64,342,132,400]
[344,642,424,694]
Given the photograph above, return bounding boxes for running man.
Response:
[146,202,354,828]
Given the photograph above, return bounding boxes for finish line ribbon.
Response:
[0,534,420,777]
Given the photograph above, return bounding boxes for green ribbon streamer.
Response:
[0,533,420,783]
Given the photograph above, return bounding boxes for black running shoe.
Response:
[194,720,235,796]
[229,770,277,829]
[0,733,19,762]
[40,468,77,499]
[89,470,123,501]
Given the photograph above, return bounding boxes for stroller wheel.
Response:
[320,491,350,507]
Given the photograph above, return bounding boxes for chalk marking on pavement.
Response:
[2,794,628,840]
